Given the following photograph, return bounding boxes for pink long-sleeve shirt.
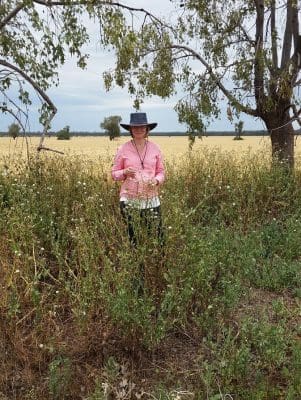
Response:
[111,140,165,200]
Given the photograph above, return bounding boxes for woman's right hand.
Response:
[124,167,136,178]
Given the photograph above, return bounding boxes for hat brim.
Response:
[120,122,157,131]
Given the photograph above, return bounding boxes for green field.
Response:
[1,148,301,399]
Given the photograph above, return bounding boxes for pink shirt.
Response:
[111,140,165,200]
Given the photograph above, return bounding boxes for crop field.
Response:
[0,135,274,160]
[2,135,301,170]
[2,134,301,167]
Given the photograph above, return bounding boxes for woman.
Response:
[111,112,165,247]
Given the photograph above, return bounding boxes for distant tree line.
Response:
[7,117,291,140]
[1,130,272,137]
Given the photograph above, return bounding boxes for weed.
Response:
[1,150,301,398]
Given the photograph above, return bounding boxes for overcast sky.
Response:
[1,0,264,133]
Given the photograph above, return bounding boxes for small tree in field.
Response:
[234,121,244,141]
[57,126,71,140]
[100,115,121,140]
[8,123,21,140]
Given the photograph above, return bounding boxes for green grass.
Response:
[1,149,301,399]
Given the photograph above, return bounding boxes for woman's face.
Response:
[131,125,148,138]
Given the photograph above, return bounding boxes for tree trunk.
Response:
[266,113,295,169]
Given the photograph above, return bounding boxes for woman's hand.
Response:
[124,167,136,178]
[148,178,159,187]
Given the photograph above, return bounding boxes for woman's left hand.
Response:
[148,178,159,187]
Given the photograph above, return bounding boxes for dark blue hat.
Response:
[120,112,157,131]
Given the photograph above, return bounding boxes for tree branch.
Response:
[32,0,173,29]
[0,3,25,30]
[292,0,299,51]
[238,22,255,45]
[0,59,57,152]
[294,77,301,86]
[288,104,301,126]
[0,106,26,132]
[0,81,30,123]
[289,2,301,85]
[0,60,57,115]
[270,0,278,70]
[254,0,265,111]
[280,0,293,69]
[37,146,64,154]
[170,44,258,117]
[1,1,172,35]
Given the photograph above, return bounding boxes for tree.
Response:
[100,115,121,140]
[57,125,71,140]
[102,1,301,168]
[0,1,160,153]
[234,121,244,140]
[8,122,21,139]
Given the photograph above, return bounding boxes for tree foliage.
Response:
[0,0,153,151]
[0,0,91,143]
[102,0,301,166]
[100,115,121,140]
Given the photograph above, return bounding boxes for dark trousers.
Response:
[120,201,164,247]
[120,201,165,297]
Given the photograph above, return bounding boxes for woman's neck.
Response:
[132,137,146,146]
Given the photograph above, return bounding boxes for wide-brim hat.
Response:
[120,112,157,131]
